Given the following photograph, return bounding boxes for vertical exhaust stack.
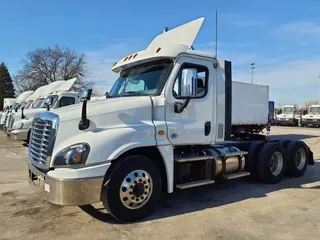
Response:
[224,60,232,140]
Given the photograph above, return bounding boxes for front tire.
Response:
[101,155,162,222]
[257,142,286,184]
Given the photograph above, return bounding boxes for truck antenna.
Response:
[215,9,218,59]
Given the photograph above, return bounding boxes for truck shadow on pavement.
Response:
[80,161,320,224]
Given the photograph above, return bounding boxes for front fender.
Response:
[51,122,156,167]
[12,118,33,131]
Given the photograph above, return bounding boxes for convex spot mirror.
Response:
[180,68,197,98]
[80,89,92,102]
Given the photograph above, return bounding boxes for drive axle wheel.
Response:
[285,141,308,177]
[257,142,286,184]
[101,155,161,222]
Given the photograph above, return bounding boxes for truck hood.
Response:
[51,96,153,123]
[16,108,47,122]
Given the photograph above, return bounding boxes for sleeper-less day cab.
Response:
[275,104,300,126]
[301,104,320,127]
[28,18,314,222]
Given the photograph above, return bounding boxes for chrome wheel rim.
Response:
[120,170,153,209]
[295,148,306,170]
[270,151,283,176]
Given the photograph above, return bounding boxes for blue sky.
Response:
[1,0,320,106]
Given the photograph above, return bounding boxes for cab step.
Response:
[176,179,215,189]
[175,155,213,163]
[222,171,250,180]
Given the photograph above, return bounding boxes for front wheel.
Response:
[101,155,162,222]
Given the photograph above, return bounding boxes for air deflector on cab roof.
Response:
[148,17,205,49]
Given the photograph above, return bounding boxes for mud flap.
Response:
[308,149,315,165]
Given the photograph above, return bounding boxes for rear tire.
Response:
[257,142,286,184]
[245,141,265,179]
[285,141,308,177]
[101,155,162,222]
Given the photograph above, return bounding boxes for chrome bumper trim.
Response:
[28,163,104,206]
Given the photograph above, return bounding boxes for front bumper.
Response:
[28,162,104,206]
[10,128,28,141]
[301,120,320,126]
[275,119,295,125]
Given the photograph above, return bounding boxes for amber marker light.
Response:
[158,130,165,136]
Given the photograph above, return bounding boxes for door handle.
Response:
[204,121,211,136]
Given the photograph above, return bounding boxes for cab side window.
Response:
[172,63,208,98]
[59,97,75,107]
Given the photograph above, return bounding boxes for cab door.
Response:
[165,57,214,145]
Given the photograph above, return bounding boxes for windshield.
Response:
[283,107,294,114]
[108,59,172,97]
[309,107,320,114]
[41,95,58,108]
[10,103,19,111]
[22,100,33,109]
[31,98,45,109]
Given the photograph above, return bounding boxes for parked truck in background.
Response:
[301,104,320,127]
[2,91,34,132]
[9,78,80,141]
[27,18,314,222]
[0,98,17,127]
[275,104,299,126]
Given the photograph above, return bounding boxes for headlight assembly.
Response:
[53,143,90,166]
[13,122,24,129]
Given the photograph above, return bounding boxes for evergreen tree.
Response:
[0,62,16,110]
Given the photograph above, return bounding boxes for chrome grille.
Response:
[29,113,59,169]
[3,113,8,125]
[7,114,14,131]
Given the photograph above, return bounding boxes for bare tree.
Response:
[14,45,94,92]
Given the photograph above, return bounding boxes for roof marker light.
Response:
[128,55,133,60]
[156,47,161,53]
[133,53,138,59]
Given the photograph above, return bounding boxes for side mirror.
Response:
[105,91,109,98]
[44,97,53,111]
[80,89,92,102]
[180,68,197,98]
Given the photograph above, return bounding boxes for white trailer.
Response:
[27,18,315,222]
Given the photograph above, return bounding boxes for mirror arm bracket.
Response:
[79,100,90,130]
[174,98,190,113]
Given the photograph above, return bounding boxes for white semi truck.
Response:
[275,104,299,126]
[301,104,320,127]
[27,18,315,222]
[9,78,80,141]
[2,91,34,132]
[0,98,17,125]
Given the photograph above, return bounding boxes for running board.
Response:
[175,155,213,163]
[222,171,250,180]
[176,179,215,189]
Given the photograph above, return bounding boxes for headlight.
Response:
[53,143,90,166]
[13,122,24,129]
